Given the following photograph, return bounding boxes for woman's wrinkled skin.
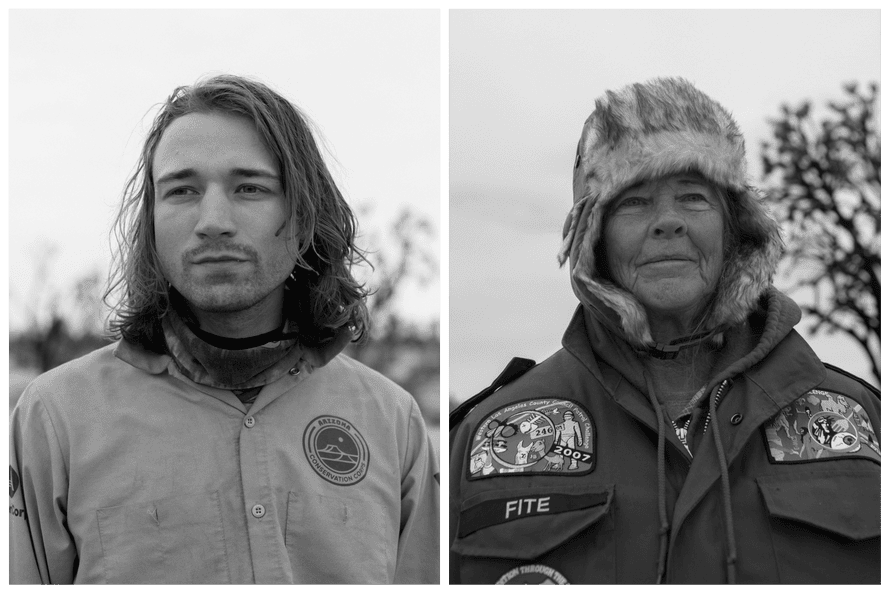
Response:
[604,173,725,342]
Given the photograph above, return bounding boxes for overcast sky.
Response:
[450,9,881,402]
[8,9,439,333]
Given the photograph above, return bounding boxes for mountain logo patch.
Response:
[303,416,370,485]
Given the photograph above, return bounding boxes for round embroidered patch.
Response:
[303,416,370,485]
[468,398,595,479]
[496,564,570,584]
[809,410,861,453]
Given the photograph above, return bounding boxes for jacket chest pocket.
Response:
[284,490,395,584]
[756,467,880,584]
[452,484,615,584]
[96,490,230,584]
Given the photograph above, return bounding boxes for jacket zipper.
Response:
[701,379,732,437]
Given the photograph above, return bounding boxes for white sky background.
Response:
[8,9,440,334]
[450,9,881,402]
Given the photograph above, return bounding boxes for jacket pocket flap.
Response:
[756,471,879,541]
[453,484,613,559]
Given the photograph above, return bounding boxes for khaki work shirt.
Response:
[10,340,439,584]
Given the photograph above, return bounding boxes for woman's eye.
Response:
[618,196,645,208]
[239,185,263,195]
[680,193,714,209]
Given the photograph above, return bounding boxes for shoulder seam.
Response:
[449,357,536,431]
[822,361,880,400]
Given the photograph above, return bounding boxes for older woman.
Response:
[449,78,880,584]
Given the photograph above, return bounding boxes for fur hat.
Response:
[557,77,783,348]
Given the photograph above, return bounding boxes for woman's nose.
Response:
[650,203,687,238]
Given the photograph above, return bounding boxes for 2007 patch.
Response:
[468,398,594,480]
[763,390,880,464]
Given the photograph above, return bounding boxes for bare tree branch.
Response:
[761,82,881,383]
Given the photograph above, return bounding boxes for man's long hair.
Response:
[105,74,369,352]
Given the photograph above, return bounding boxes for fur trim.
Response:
[558,77,783,348]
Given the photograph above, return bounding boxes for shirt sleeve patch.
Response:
[467,398,595,480]
[763,390,881,464]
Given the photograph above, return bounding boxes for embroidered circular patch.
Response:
[496,564,570,584]
[809,410,861,453]
[303,416,370,485]
[468,398,595,480]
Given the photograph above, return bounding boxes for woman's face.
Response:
[603,173,724,326]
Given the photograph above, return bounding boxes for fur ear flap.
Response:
[558,194,590,267]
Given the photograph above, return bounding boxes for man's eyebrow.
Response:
[230,167,280,181]
[155,168,198,185]
[155,167,281,185]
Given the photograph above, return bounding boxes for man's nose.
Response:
[194,185,237,238]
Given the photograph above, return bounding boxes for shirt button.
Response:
[252,504,266,518]
[288,367,301,376]
[244,416,256,428]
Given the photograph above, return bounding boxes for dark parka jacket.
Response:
[449,290,880,584]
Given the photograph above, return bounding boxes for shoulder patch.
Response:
[450,357,536,431]
[763,389,880,464]
[468,398,595,479]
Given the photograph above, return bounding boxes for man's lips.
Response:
[192,255,248,264]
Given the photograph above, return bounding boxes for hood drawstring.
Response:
[644,374,739,584]
[708,380,738,583]
[643,371,670,584]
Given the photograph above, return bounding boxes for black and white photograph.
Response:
[448,9,880,584]
[8,9,440,584]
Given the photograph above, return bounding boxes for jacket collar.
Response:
[114,339,171,375]
[562,287,824,411]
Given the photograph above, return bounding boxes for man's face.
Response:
[153,111,296,320]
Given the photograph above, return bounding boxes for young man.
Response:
[9,75,439,584]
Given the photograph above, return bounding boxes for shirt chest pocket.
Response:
[756,466,880,584]
[452,484,615,584]
[284,490,396,584]
[96,490,230,584]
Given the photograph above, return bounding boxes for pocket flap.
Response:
[453,484,613,559]
[756,471,879,541]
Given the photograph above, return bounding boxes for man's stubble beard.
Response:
[173,268,284,315]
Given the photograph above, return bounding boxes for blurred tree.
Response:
[346,207,440,426]
[760,81,880,383]
[9,249,108,373]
